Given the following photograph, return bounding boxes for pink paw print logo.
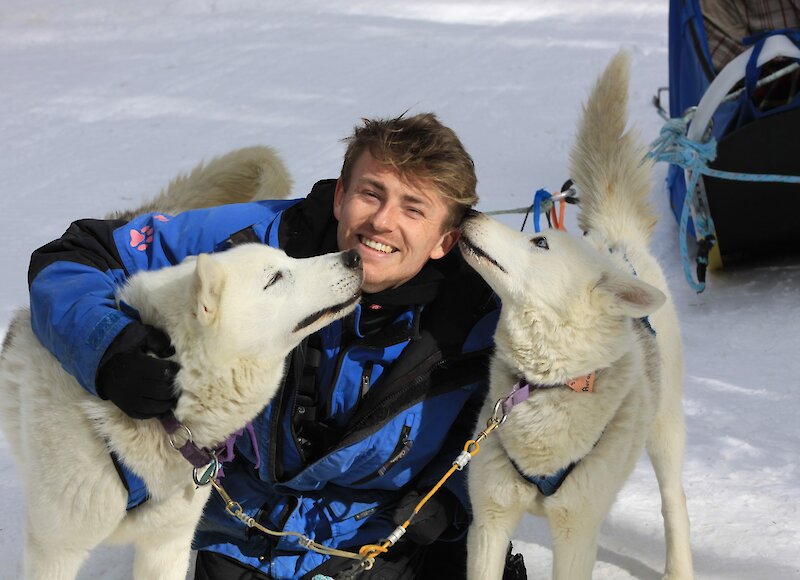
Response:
[130,225,154,251]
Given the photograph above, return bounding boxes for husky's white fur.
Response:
[462,53,693,580]
[0,148,362,580]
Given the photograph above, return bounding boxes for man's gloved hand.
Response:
[95,321,180,419]
[392,487,459,546]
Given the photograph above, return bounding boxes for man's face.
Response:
[334,150,460,294]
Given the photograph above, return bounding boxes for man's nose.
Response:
[368,202,398,231]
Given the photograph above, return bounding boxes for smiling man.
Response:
[334,124,464,294]
[27,113,524,579]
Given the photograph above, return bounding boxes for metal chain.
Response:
[189,395,512,577]
[207,477,375,567]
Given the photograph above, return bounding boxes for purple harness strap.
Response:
[160,413,261,475]
[160,413,215,469]
[501,380,531,416]
[216,423,261,478]
[501,379,564,416]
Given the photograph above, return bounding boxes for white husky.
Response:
[462,52,694,580]
[0,149,362,580]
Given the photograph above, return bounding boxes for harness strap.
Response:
[161,413,215,468]
[498,373,598,497]
[508,454,575,497]
[109,450,150,510]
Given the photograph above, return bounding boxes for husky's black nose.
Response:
[343,250,362,270]
[461,208,481,225]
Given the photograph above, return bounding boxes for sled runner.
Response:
[653,0,800,291]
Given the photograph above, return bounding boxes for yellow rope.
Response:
[356,417,502,561]
[209,478,375,567]
[207,408,506,572]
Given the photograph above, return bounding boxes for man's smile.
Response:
[333,150,459,292]
[359,235,398,254]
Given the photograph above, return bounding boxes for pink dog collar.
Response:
[502,372,596,416]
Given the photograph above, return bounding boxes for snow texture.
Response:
[0,1,798,578]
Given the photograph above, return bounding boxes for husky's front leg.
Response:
[466,444,525,580]
[133,532,195,580]
[548,511,600,580]
[24,480,127,580]
[25,535,90,580]
[130,485,210,580]
[467,502,523,580]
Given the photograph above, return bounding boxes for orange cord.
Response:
[550,199,567,231]
[357,424,501,565]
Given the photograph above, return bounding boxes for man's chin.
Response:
[361,275,389,294]
[361,265,399,294]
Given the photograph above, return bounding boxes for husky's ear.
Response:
[194,253,226,326]
[592,270,666,318]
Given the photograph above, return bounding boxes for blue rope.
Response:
[532,189,552,233]
[649,117,800,292]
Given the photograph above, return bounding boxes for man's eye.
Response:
[531,236,549,250]
[264,271,283,289]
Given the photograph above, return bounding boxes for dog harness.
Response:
[106,415,215,512]
[507,451,575,497]
[110,451,150,510]
[499,375,596,496]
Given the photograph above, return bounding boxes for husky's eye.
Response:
[264,271,283,290]
[531,236,549,250]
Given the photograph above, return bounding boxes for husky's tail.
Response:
[109,146,293,221]
[570,51,656,246]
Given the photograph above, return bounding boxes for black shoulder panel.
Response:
[28,218,129,286]
[279,180,339,258]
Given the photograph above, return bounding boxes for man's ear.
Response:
[429,228,461,260]
[592,270,666,318]
[333,178,345,221]
[195,253,226,326]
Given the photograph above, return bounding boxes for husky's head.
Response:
[118,243,363,446]
[459,213,664,381]
[188,244,363,358]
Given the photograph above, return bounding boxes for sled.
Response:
[654,0,800,291]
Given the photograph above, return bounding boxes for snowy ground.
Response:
[1,1,799,578]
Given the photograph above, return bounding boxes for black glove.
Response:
[392,487,460,546]
[95,321,180,419]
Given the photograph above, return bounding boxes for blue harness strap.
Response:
[508,456,575,497]
[109,451,150,510]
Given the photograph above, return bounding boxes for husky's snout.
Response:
[342,249,362,270]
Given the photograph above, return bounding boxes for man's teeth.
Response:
[360,237,396,254]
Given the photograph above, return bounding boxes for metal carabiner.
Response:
[192,454,220,486]
[168,423,193,451]
[490,397,509,426]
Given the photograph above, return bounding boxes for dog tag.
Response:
[566,372,595,393]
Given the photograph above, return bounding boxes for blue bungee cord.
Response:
[649,116,800,293]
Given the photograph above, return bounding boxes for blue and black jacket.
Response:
[28,180,498,579]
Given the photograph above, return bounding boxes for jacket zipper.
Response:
[340,348,491,448]
[360,362,374,399]
[325,323,412,422]
[352,424,414,485]
[277,347,490,484]
[346,354,446,436]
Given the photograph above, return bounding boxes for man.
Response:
[28,114,520,579]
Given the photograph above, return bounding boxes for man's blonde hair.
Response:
[340,113,478,229]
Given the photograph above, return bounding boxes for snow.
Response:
[1,1,798,578]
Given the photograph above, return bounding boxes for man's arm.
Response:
[28,203,285,397]
[29,217,142,395]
